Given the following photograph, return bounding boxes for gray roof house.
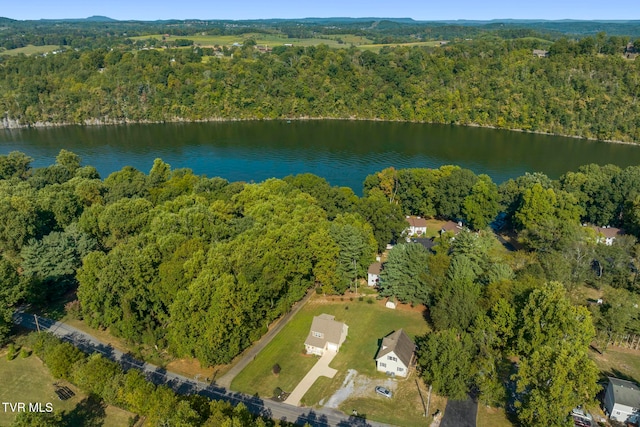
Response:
[304,314,348,356]
[368,262,382,287]
[604,377,640,424]
[375,329,416,377]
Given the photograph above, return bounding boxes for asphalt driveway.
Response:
[440,396,477,427]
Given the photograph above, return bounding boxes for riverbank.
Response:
[2,114,638,146]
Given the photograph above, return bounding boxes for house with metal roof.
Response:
[604,377,640,423]
[304,314,348,356]
[375,329,416,377]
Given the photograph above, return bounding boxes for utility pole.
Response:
[34,314,41,333]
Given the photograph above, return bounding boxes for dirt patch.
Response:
[322,370,398,409]
[165,358,218,381]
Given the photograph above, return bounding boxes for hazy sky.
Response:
[3,0,639,21]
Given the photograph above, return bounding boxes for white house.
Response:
[604,377,640,423]
[368,262,381,287]
[375,329,416,377]
[304,314,348,356]
[590,226,624,246]
[405,216,427,237]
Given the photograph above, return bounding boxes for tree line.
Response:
[10,332,291,427]
[1,35,639,142]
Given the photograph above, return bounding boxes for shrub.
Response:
[367,298,374,304]
[358,296,364,302]
[64,300,82,320]
[272,363,281,375]
[6,343,16,360]
[20,348,30,358]
[273,387,283,399]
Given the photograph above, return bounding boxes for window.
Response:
[387,356,397,362]
[312,331,323,338]
[397,367,404,372]
[379,362,386,368]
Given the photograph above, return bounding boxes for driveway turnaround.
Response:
[284,350,338,406]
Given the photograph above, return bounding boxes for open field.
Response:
[358,41,446,52]
[130,33,349,48]
[232,295,431,425]
[0,349,133,426]
[0,44,62,56]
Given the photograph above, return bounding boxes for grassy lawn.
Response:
[232,295,431,425]
[0,350,134,426]
[477,405,515,427]
[338,376,446,427]
[0,45,62,56]
[590,346,640,384]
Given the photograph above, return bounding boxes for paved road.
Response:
[217,290,315,388]
[285,350,338,406]
[14,312,392,427]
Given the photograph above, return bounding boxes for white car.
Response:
[375,386,392,398]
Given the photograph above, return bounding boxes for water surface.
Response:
[2,121,640,193]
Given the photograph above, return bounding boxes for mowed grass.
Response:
[232,295,430,417]
[477,405,515,427]
[338,376,446,427]
[590,346,640,384]
[0,45,62,56]
[0,351,133,426]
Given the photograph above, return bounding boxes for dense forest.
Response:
[1,22,640,141]
[2,151,640,425]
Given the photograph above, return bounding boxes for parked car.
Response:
[375,386,392,398]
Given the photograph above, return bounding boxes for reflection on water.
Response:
[1,120,640,194]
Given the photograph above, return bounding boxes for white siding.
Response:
[368,272,379,287]
[376,351,409,377]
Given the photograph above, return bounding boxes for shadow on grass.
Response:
[601,368,640,384]
[62,395,107,427]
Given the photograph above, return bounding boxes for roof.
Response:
[304,314,346,349]
[592,226,624,239]
[609,377,640,408]
[376,329,416,368]
[441,220,463,234]
[406,216,428,228]
[368,262,382,275]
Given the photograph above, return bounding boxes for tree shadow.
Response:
[62,395,107,427]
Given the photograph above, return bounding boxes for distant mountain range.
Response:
[1,16,639,24]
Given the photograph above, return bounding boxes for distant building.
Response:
[604,377,640,424]
[405,216,427,237]
[590,225,624,246]
[375,329,416,377]
[441,220,464,236]
[304,314,348,356]
[368,262,382,287]
[533,49,549,58]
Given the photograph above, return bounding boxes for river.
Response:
[2,120,640,193]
